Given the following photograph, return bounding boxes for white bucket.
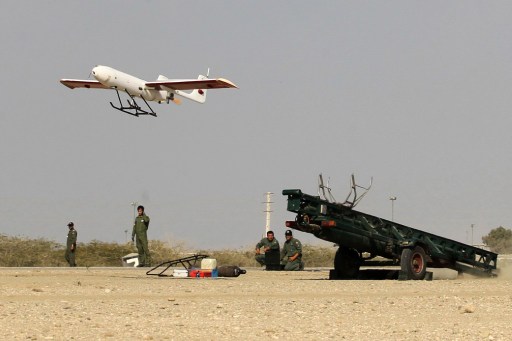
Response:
[121,253,139,267]
[201,258,217,270]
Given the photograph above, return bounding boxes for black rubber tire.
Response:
[400,246,427,280]
[334,247,361,279]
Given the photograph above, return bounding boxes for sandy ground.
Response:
[1,267,511,340]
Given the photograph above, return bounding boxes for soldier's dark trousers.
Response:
[283,258,302,271]
[135,231,151,266]
[255,254,266,266]
[65,249,76,267]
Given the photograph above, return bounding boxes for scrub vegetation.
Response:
[2,226,509,267]
[0,234,336,267]
[482,226,512,254]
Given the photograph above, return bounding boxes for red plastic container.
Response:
[189,269,213,278]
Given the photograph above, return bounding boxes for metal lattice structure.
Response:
[283,189,497,279]
[146,254,209,277]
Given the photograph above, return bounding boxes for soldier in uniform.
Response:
[281,229,304,271]
[255,230,280,266]
[131,205,151,267]
[65,222,77,267]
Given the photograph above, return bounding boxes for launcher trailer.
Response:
[283,178,497,280]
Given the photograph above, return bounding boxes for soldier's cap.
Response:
[67,222,74,227]
[267,230,274,235]
[285,229,293,236]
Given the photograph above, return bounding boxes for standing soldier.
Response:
[131,205,151,267]
[281,229,304,271]
[65,222,77,267]
[254,230,280,266]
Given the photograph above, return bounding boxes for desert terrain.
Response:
[1,267,511,340]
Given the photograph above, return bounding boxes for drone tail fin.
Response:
[175,72,208,104]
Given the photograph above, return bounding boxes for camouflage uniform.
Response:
[132,213,151,266]
[281,237,303,271]
[65,224,77,267]
[255,237,280,265]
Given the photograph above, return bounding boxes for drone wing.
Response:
[145,78,238,91]
[60,79,110,90]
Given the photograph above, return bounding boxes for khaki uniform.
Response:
[132,213,151,266]
[281,237,303,271]
[255,237,280,265]
[65,228,77,267]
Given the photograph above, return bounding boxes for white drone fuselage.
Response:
[60,65,237,116]
[92,65,205,103]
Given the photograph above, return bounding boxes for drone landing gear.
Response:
[110,89,157,117]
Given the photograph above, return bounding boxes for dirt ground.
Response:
[1,267,511,340]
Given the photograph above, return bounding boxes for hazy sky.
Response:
[1,1,511,249]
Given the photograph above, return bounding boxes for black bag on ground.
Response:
[264,249,281,271]
[217,265,247,277]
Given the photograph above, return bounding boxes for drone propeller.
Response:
[166,92,181,105]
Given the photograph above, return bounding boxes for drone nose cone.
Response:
[92,66,110,83]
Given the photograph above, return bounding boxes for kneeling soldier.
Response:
[281,230,304,271]
[255,230,280,266]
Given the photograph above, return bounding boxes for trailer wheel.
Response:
[334,247,360,279]
[400,246,427,280]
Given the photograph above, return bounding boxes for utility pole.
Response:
[263,192,274,235]
[130,202,138,221]
[389,196,397,222]
[130,202,137,241]
[471,224,474,246]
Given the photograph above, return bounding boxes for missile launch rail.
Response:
[283,189,497,280]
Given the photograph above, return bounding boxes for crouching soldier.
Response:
[255,230,280,266]
[281,229,304,271]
